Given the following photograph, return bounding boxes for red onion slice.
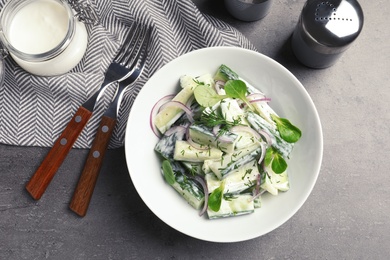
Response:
[258,129,272,146]
[255,173,261,195]
[250,173,266,201]
[249,97,271,103]
[230,125,261,140]
[160,101,194,123]
[251,188,265,201]
[149,94,175,137]
[164,125,187,137]
[186,136,210,150]
[194,176,209,217]
[258,142,267,164]
[247,93,271,103]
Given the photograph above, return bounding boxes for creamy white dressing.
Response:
[9,0,68,54]
[220,98,248,125]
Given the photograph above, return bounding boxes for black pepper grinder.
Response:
[291,0,364,69]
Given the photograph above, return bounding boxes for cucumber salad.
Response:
[150,64,302,219]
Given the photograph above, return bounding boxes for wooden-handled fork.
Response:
[69,26,151,217]
[25,23,145,200]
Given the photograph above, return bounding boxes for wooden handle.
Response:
[26,106,92,200]
[69,115,116,217]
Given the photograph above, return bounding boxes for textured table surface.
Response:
[1,0,389,259]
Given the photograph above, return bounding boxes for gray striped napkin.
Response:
[0,0,255,149]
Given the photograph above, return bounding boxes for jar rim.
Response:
[0,0,75,62]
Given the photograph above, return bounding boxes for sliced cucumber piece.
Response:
[253,195,262,209]
[205,161,259,194]
[261,172,279,196]
[189,124,237,154]
[181,161,204,176]
[154,86,194,134]
[261,165,290,195]
[206,144,262,180]
[207,194,254,219]
[247,111,294,159]
[220,98,248,126]
[202,159,213,174]
[261,167,290,196]
[162,160,205,210]
[173,140,223,162]
[155,127,186,159]
[213,64,239,82]
[155,74,215,134]
[234,131,261,150]
[180,73,214,89]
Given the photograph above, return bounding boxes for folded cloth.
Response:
[0,0,256,149]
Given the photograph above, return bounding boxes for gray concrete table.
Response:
[1,0,389,259]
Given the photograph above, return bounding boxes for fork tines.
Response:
[115,23,150,69]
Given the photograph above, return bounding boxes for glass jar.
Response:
[0,0,92,76]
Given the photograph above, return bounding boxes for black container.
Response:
[292,0,364,68]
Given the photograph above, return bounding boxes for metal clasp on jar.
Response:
[67,0,99,25]
[0,43,9,59]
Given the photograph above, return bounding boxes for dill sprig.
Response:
[197,109,241,137]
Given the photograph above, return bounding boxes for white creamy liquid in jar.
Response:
[9,0,68,54]
[6,0,88,76]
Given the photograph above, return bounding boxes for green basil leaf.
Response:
[162,160,175,185]
[264,148,273,167]
[208,183,224,212]
[224,79,247,99]
[194,84,226,107]
[265,147,287,174]
[271,153,288,174]
[224,80,254,110]
[271,114,302,143]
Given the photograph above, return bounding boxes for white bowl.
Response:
[125,46,323,242]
